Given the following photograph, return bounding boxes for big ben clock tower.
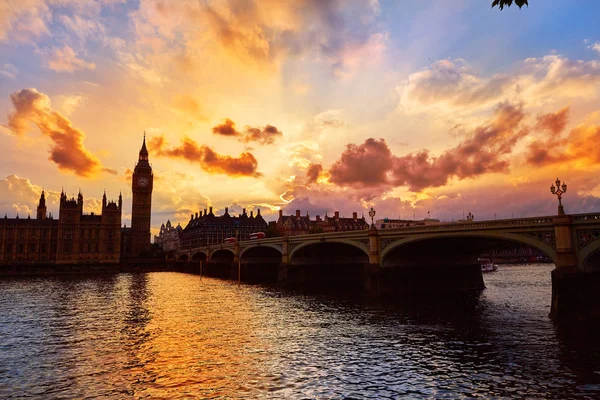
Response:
[131,133,153,256]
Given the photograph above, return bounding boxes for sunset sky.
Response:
[1,0,600,236]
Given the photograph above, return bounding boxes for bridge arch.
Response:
[289,239,369,261]
[380,231,558,267]
[578,239,600,272]
[239,244,283,259]
[210,248,235,261]
[191,251,208,261]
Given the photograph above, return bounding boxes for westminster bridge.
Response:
[175,212,600,319]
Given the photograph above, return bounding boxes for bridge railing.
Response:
[573,213,600,222]
[378,215,556,234]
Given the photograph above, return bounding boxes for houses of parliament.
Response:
[0,137,153,265]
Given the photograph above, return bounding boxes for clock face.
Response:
[137,177,149,187]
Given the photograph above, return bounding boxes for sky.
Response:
[1,0,600,236]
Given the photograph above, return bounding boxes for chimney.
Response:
[279,210,283,218]
[257,208,261,216]
[316,215,321,222]
[200,210,203,217]
[195,212,198,219]
[353,212,357,220]
[209,206,213,215]
[296,210,301,218]
[242,208,246,216]
[204,208,207,216]
[190,214,194,220]
[334,211,340,219]
[250,210,254,218]
[225,207,229,214]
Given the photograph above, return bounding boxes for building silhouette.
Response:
[276,210,368,235]
[180,207,268,250]
[0,189,122,265]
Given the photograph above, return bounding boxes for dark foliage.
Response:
[492,0,528,10]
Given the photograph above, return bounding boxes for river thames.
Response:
[1,264,599,399]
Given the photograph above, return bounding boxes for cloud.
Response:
[398,56,600,115]
[130,0,384,77]
[526,108,600,167]
[0,63,18,79]
[306,163,323,184]
[243,124,283,144]
[0,0,50,42]
[149,135,262,177]
[212,118,240,137]
[6,88,102,177]
[211,118,283,144]
[398,59,514,114]
[330,103,528,192]
[40,45,96,73]
[587,41,600,55]
[55,94,86,115]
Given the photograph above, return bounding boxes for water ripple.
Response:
[1,265,599,398]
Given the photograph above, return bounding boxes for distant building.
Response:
[375,218,441,229]
[276,210,368,236]
[180,207,268,250]
[154,220,183,253]
[0,189,122,265]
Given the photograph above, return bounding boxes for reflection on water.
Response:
[0,264,599,398]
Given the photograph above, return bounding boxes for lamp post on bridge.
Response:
[550,177,567,216]
[368,207,376,229]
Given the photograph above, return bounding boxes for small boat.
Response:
[479,258,498,273]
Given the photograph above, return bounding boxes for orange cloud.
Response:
[149,135,261,177]
[211,118,283,144]
[526,107,600,167]
[6,88,102,177]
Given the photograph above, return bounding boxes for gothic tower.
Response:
[36,190,47,220]
[131,134,153,256]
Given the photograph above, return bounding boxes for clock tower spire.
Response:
[131,132,153,257]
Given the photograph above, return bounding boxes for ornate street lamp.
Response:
[550,177,568,215]
[466,212,474,222]
[368,207,376,229]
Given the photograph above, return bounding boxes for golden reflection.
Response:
[123,273,268,398]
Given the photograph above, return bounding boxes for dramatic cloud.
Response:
[306,163,323,184]
[330,103,528,192]
[212,118,283,144]
[40,45,96,73]
[398,56,600,115]
[149,135,261,177]
[6,88,102,177]
[589,42,600,54]
[398,59,514,113]
[131,0,384,76]
[526,107,600,167]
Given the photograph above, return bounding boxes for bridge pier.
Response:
[550,214,600,319]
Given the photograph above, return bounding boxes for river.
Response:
[1,264,599,399]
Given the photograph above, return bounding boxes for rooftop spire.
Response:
[139,131,149,161]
